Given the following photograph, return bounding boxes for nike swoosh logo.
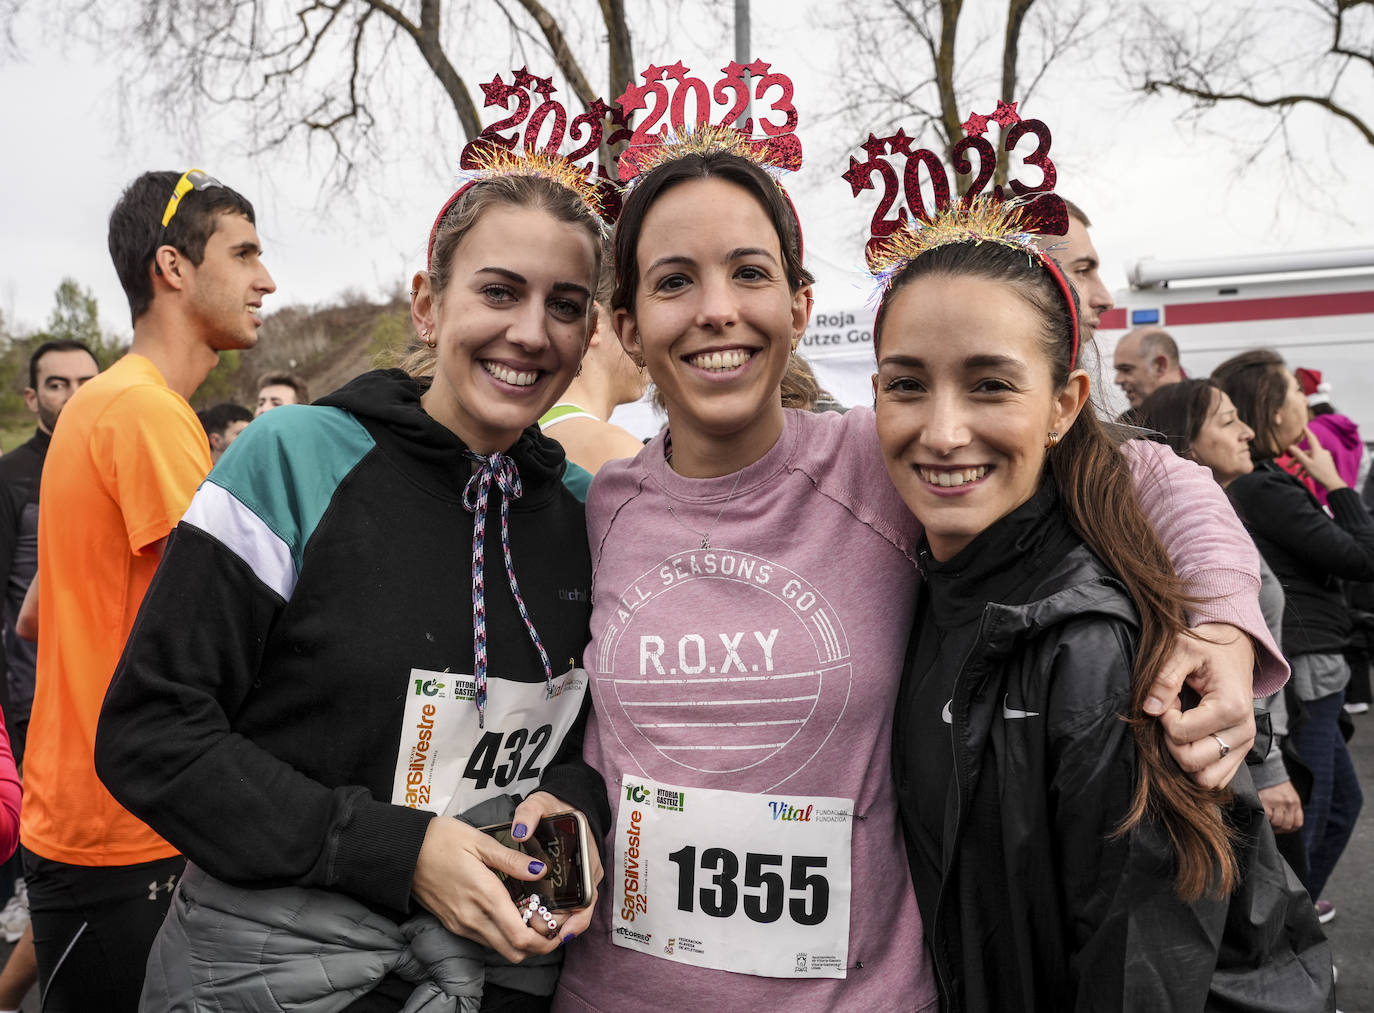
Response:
[1002,694,1040,720]
[941,699,953,725]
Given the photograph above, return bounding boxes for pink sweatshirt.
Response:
[555,408,1285,1013]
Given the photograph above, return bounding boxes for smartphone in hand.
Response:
[479,810,593,911]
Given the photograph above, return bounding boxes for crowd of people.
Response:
[0,78,1362,1013]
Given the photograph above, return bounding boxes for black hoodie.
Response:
[97,369,608,917]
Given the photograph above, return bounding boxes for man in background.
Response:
[1114,325,1185,412]
[197,402,253,463]
[255,370,308,415]
[1052,199,1116,337]
[20,169,274,1011]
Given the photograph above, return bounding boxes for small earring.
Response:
[423,329,436,349]
[1046,431,1060,448]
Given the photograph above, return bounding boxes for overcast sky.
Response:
[2,0,1370,340]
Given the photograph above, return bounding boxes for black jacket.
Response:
[0,427,47,731]
[97,370,609,918]
[897,515,1331,1012]
[1229,459,1374,655]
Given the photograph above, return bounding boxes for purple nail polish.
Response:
[563,932,576,945]
[513,822,528,839]
[528,860,545,875]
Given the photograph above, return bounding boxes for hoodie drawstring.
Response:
[462,451,554,727]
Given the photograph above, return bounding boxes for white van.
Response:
[1095,247,1374,431]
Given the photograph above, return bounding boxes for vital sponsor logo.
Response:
[403,703,437,808]
[614,926,652,945]
[768,800,813,822]
[619,808,648,922]
[625,783,650,804]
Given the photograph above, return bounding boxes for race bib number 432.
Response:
[612,775,853,978]
[392,668,587,817]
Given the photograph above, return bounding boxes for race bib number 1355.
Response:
[612,775,853,978]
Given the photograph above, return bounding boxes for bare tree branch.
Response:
[60,0,659,195]
[1125,1,1373,149]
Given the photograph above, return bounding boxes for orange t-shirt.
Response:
[21,354,211,867]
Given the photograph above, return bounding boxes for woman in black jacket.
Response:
[1214,348,1374,921]
[95,170,612,1012]
[875,218,1330,1011]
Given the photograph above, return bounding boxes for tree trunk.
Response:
[996,0,1035,184]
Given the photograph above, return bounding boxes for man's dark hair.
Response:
[1061,197,1091,228]
[257,371,309,405]
[28,339,98,390]
[197,402,253,439]
[108,171,257,325]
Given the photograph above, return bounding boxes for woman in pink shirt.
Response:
[554,148,1283,1013]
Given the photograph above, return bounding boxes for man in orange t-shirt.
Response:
[20,169,275,1011]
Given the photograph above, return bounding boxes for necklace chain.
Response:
[660,449,746,550]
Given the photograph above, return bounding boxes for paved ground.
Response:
[1327,707,1372,1012]
[0,717,1366,1011]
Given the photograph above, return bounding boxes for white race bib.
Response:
[611,775,853,978]
[392,668,587,817]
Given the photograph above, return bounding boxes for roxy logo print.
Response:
[593,548,852,791]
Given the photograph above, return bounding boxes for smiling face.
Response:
[617,177,808,476]
[182,211,276,351]
[1189,389,1254,488]
[874,273,1088,560]
[414,204,597,453]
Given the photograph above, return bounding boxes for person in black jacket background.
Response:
[1214,348,1373,925]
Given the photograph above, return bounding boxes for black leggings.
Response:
[23,849,185,1013]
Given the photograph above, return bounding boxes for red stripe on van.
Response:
[1098,308,1127,329]
[1164,291,1374,326]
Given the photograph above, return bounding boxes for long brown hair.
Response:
[879,241,1237,901]
[1211,348,1289,460]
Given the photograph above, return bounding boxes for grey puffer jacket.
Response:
[140,797,561,1012]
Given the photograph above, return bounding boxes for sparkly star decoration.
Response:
[961,110,990,136]
[662,60,690,81]
[887,128,914,155]
[531,74,556,98]
[860,132,888,160]
[865,197,1040,280]
[480,74,514,107]
[842,156,876,195]
[512,66,538,90]
[990,100,1021,126]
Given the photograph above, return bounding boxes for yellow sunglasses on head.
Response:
[160,169,224,228]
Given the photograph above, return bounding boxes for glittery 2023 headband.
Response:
[427,67,624,269]
[843,103,1081,367]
